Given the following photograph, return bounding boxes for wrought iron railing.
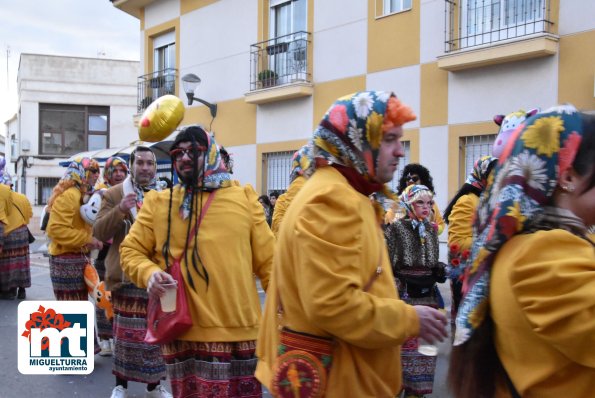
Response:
[137,68,178,113]
[249,31,311,91]
[444,0,554,52]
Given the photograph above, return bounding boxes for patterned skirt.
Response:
[0,225,31,291]
[162,339,262,398]
[49,252,88,301]
[112,283,166,384]
[399,281,440,395]
[94,248,113,340]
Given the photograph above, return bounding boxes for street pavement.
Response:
[1,236,453,397]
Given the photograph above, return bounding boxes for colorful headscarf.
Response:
[312,91,416,199]
[454,105,589,345]
[289,144,313,183]
[62,157,99,193]
[399,184,434,240]
[464,155,497,191]
[0,171,12,186]
[0,156,6,181]
[178,131,233,219]
[103,156,129,187]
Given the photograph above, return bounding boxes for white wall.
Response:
[144,0,180,30]
[256,97,313,143]
[448,56,558,124]
[558,0,595,35]
[226,143,257,186]
[366,65,421,129]
[314,0,367,32]
[420,0,446,64]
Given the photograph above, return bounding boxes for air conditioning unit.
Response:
[21,139,31,152]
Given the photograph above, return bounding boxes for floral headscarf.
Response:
[312,91,416,199]
[454,105,588,345]
[289,144,313,183]
[103,156,129,187]
[465,155,497,191]
[178,130,233,219]
[399,184,434,240]
[63,157,99,193]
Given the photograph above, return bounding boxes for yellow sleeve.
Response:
[120,190,163,288]
[47,188,91,249]
[432,202,445,235]
[271,177,305,237]
[294,185,419,349]
[510,231,595,367]
[447,194,477,250]
[244,184,274,291]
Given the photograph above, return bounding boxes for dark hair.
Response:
[258,195,271,208]
[219,146,233,174]
[269,192,279,200]
[576,113,595,193]
[397,163,435,195]
[162,125,210,291]
[443,160,497,224]
[129,145,155,168]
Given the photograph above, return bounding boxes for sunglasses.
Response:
[170,146,207,161]
[406,175,419,183]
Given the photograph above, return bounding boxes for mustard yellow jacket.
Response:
[120,183,274,343]
[6,192,33,234]
[47,187,92,256]
[271,175,305,237]
[447,193,478,251]
[490,229,595,397]
[0,184,12,226]
[256,167,420,398]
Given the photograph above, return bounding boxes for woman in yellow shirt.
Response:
[47,157,103,301]
[449,106,595,398]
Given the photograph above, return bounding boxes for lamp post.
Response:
[181,73,218,118]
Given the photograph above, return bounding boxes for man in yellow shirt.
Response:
[121,126,274,398]
[256,91,448,398]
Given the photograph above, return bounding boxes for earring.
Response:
[562,185,575,193]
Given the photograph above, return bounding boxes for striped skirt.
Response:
[112,283,166,384]
[162,340,261,398]
[0,225,31,292]
[49,252,88,301]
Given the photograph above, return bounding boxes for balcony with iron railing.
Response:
[438,0,558,71]
[137,68,178,113]
[245,31,313,105]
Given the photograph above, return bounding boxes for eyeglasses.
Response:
[413,200,434,208]
[170,146,207,161]
[88,168,99,174]
[406,174,419,183]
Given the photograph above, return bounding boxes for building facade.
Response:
[113,0,595,238]
[6,54,139,227]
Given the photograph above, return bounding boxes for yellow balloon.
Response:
[138,95,185,142]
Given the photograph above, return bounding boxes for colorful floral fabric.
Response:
[454,105,587,345]
[399,184,433,241]
[312,91,416,200]
[289,144,313,183]
[464,155,497,191]
[103,156,129,187]
[62,157,98,192]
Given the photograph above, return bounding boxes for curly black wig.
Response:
[396,163,435,195]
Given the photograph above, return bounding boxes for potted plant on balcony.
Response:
[258,69,278,88]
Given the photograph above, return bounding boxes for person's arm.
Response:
[46,189,92,249]
[447,194,476,251]
[244,184,274,291]
[511,230,595,367]
[120,191,165,289]
[294,185,419,349]
[93,188,127,242]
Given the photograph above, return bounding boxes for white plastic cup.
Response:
[160,282,178,312]
[417,338,438,356]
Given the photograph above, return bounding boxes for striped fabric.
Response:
[49,252,88,301]
[0,225,30,292]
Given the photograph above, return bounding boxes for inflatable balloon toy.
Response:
[138,94,185,142]
[84,263,113,320]
[492,108,539,157]
[80,189,106,225]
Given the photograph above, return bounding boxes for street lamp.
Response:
[181,73,218,118]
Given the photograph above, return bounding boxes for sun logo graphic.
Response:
[18,301,95,375]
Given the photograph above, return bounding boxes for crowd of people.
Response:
[1,92,593,398]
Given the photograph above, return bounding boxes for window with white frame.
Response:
[461,134,496,181]
[263,150,294,196]
[460,0,546,48]
[383,0,412,15]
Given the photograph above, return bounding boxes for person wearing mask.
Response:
[120,126,274,398]
[449,106,595,398]
[94,147,171,398]
[256,91,448,397]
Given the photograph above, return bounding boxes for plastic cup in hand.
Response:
[160,282,178,312]
[417,337,438,356]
